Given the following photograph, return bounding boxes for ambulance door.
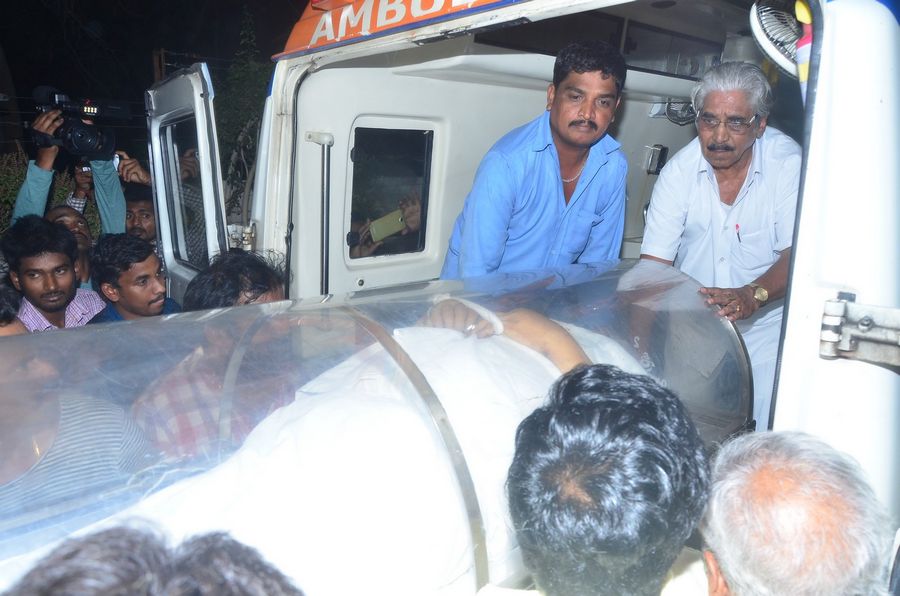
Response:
[774,0,900,520]
[146,63,228,301]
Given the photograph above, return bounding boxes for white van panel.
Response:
[775,0,900,522]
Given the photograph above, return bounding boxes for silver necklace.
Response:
[561,158,587,183]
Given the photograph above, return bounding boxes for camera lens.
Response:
[69,124,101,151]
[55,117,115,159]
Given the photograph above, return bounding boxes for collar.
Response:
[21,289,103,330]
[749,129,765,176]
[18,298,56,331]
[101,303,125,322]
[531,111,621,158]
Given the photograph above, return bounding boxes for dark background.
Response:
[1,0,306,158]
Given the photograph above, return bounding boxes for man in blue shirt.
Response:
[441,41,628,278]
[89,234,180,324]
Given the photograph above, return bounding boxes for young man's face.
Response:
[101,253,167,320]
[46,206,92,252]
[547,70,620,151]
[125,200,157,243]
[9,252,78,317]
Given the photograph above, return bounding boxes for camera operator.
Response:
[11,110,126,287]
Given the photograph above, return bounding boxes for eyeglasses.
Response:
[696,114,759,134]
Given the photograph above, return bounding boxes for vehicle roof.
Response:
[275,0,522,60]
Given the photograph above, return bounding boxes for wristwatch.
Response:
[748,283,769,305]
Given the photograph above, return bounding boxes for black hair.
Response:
[7,527,172,595]
[0,215,79,274]
[91,233,157,291]
[0,281,22,325]
[552,40,627,94]
[183,249,285,311]
[8,527,305,596]
[167,532,304,595]
[507,365,709,596]
[124,182,154,204]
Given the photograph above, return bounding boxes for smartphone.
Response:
[368,209,406,242]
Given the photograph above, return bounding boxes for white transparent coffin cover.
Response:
[0,260,750,594]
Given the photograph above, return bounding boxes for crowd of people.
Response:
[0,37,896,596]
[487,366,895,596]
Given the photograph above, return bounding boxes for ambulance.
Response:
[146,0,898,516]
[0,0,896,592]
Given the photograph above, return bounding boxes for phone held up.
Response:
[368,209,406,243]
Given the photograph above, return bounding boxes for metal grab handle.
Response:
[342,306,490,590]
[305,132,335,297]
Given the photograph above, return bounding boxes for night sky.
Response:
[1,0,306,156]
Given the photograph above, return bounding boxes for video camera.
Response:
[32,86,130,160]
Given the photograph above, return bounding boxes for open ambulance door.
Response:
[146,63,229,301]
[774,0,899,521]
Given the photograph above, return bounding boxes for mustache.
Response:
[149,293,166,306]
[41,291,65,301]
[569,119,598,130]
[707,143,735,152]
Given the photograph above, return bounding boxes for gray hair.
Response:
[691,61,774,118]
[701,431,893,596]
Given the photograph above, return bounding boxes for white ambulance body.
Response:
[146,0,898,521]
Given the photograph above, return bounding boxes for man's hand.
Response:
[31,110,64,170]
[116,150,151,185]
[499,308,590,373]
[699,285,758,321]
[349,221,383,258]
[420,299,495,338]
[179,148,200,181]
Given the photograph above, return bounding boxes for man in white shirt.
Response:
[640,62,801,429]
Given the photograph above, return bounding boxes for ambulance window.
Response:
[162,117,209,270]
[348,128,432,259]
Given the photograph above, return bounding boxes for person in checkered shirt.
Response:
[131,250,293,461]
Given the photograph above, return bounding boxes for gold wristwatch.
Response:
[748,283,769,305]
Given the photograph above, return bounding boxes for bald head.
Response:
[702,432,892,596]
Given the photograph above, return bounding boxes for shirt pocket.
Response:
[732,228,777,272]
[564,209,602,258]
